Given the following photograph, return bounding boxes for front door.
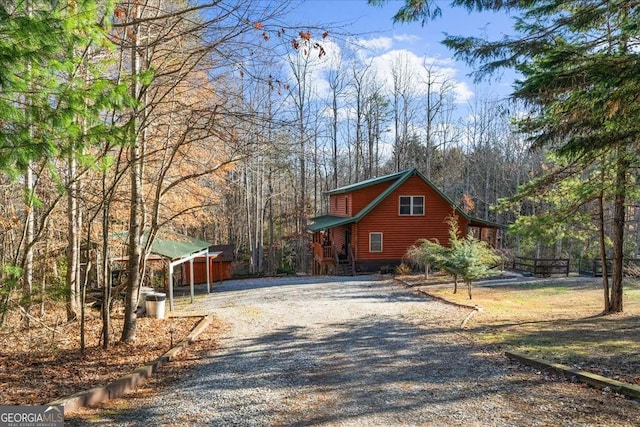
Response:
[344,229,352,257]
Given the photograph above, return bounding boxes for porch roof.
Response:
[308,215,355,232]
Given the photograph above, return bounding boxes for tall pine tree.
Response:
[372,0,640,313]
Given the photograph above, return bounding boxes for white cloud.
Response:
[453,82,474,104]
[393,33,421,43]
[353,36,393,52]
[283,34,475,115]
[365,49,474,104]
[283,37,344,99]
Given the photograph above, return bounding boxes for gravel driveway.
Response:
[93,276,639,426]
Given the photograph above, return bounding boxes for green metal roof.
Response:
[308,215,356,232]
[310,168,504,231]
[150,234,211,260]
[326,170,409,195]
[112,231,212,261]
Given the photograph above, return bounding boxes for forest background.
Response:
[1,0,639,343]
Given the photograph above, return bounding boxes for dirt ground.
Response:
[0,304,221,406]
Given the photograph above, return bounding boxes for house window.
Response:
[345,196,349,215]
[369,232,383,252]
[399,196,424,216]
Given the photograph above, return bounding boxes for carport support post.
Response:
[189,258,195,303]
[168,263,174,311]
[206,253,211,294]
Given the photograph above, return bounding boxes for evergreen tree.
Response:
[406,214,500,298]
[372,0,640,313]
[405,238,446,279]
[0,0,129,325]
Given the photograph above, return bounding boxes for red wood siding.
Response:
[350,181,394,214]
[329,194,352,217]
[329,181,396,218]
[353,175,469,261]
[183,257,234,284]
[326,225,348,254]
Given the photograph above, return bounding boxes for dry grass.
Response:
[413,275,640,385]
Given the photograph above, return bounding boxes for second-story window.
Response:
[399,196,424,216]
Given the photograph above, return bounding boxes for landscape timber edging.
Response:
[48,313,214,414]
[506,351,640,400]
[395,278,482,329]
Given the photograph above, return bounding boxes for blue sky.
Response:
[284,0,517,103]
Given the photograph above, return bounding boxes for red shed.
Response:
[183,244,235,284]
[309,168,503,274]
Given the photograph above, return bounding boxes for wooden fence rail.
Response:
[586,258,640,277]
[512,257,570,277]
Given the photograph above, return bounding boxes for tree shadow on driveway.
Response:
[73,278,640,426]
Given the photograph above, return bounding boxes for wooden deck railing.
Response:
[312,242,337,274]
[312,243,335,261]
[347,244,355,275]
[312,242,356,275]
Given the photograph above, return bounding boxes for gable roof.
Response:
[326,169,409,195]
[309,168,503,232]
[209,244,235,262]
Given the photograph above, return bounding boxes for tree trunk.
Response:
[22,163,34,329]
[101,164,112,349]
[267,167,275,275]
[121,8,144,342]
[66,150,80,321]
[609,149,628,313]
[332,85,338,189]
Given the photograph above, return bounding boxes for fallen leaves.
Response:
[0,307,208,405]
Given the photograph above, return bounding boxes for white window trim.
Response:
[399,195,425,216]
[369,232,383,253]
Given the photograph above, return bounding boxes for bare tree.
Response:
[420,59,456,180]
[390,53,418,172]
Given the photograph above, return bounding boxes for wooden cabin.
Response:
[309,168,503,274]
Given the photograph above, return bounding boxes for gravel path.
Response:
[89,276,639,426]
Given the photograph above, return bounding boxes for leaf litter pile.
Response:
[0,306,220,405]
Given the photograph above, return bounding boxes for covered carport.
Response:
[147,235,222,311]
[111,232,221,312]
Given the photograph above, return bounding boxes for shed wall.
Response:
[183,257,234,284]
